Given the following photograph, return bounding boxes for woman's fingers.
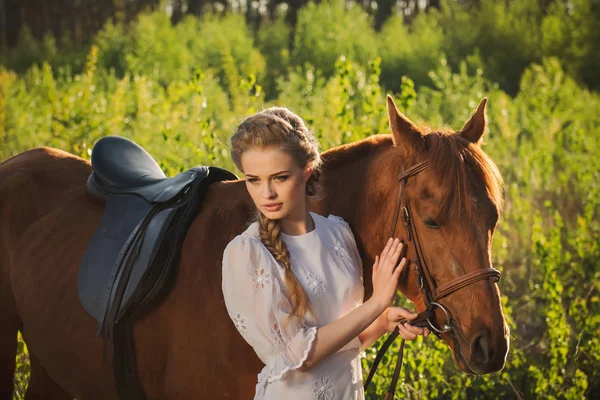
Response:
[381,239,401,270]
[393,257,407,278]
[403,323,426,336]
[398,323,417,340]
[390,306,417,321]
[372,255,379,272]
[380,238,393,260]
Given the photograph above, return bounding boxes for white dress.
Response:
[221,212,366,399]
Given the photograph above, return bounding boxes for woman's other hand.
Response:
[371,238,406,311]
[383,307,430,340]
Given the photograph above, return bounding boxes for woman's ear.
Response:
[304,167,313,183]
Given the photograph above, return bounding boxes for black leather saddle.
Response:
[78,135,237,344]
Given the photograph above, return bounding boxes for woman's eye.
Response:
[275,175,288,181]
[424,219,441,229]
[246,178,259,184]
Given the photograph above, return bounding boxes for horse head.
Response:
[383,95,509,374]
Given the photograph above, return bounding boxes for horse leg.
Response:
[0,245,21,399]
[25,351,72,400]
[0,315,17,399]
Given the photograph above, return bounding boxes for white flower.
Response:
[312,376,335,399]
[233,312,247,335]
[329,237,350,264]
[251,268,271,290]
[306,272,326,296]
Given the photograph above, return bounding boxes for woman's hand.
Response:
[383,307,430,340]
[370,238,406,312]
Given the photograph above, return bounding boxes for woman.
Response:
[221,107,428,399]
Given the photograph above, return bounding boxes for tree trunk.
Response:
[374,0,394,31]
[187,0,204,16]
[427,0,441,10]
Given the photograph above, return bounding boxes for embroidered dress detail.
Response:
[233,312,247,335]
[327,214,364,284]
[328,237,351,264]
[327,215,345,224]
[312,376,335,399]
[270,323,284,345]
[251,268,271,290]
[306,272,326,296]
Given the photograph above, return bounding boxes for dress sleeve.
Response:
[221,235,317,382]
[328,215,364,283]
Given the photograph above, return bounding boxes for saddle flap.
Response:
[78,195,153,324]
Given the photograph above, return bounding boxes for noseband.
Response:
[364,160,501,399]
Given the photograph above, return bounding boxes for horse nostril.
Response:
[470,331,492,365]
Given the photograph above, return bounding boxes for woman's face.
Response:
[240,146,311,220]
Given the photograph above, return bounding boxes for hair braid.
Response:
[257,212,315,329]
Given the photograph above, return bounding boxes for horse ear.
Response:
[460,98,487,145]
[386,95,424,153]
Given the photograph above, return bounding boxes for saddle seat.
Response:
[86,136,213,204]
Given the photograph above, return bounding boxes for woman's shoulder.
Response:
[324,213,349,226]
[320,212,352,235]
[223,221,265,256]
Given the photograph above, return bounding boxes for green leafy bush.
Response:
[292,0,378,78]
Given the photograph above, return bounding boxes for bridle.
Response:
[363,160,501,399]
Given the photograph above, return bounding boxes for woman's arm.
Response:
[298,297,387,371]
[298,238,404,371]
[357,307,388,351]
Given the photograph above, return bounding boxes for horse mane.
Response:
[421,128,504,221]
[321,131,504,222]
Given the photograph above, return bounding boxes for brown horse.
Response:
[0,96,508,399]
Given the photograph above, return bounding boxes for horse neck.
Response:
[317,137,423,303]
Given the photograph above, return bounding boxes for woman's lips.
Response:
[263,203,282,212]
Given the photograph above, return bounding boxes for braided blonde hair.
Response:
[230,107,322,326]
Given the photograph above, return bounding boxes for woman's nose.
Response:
[261,182,276,198]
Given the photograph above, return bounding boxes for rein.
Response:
[363,160,501,398]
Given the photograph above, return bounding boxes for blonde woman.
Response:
[221,107,428,399]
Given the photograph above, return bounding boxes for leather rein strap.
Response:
[363,160,501,398]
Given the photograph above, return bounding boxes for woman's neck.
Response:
[279,210,315,236]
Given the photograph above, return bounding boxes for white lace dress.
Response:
[222,212,365,399]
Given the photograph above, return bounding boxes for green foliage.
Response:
[378,12,444,91]
[5,5,600,399]
[292,0,378,79]
[183,13,266,102]
[257,16,291,99]
[541,0,600,91]
[12,333,29,400]
[94,11,266,100]
[438,0,545,95]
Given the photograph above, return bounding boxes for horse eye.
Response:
[424,219,441,229]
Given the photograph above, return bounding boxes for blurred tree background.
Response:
[1,0,599,399]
